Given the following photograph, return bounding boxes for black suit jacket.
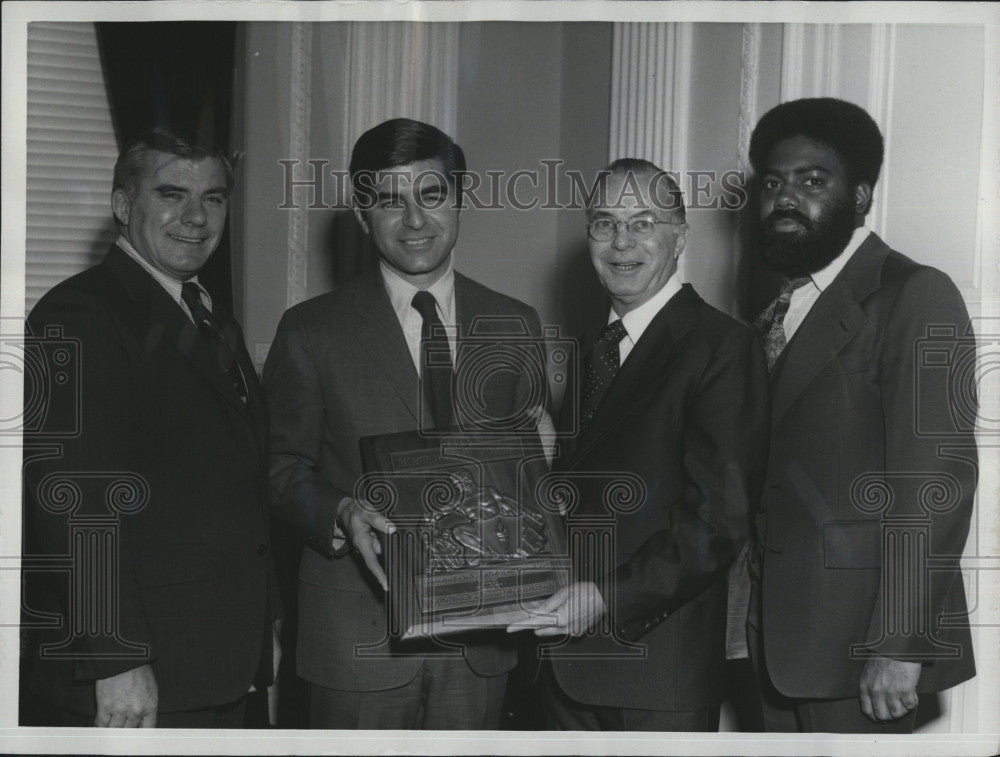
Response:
[22,245,279,717]
[264,268,544,691]
[756,233,977,699]
[548,284,770,711]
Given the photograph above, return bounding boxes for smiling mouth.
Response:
[608,261,642,272]
[169,234,207,244]
[401,237,435,248]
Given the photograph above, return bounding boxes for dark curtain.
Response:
[96,22,237,312]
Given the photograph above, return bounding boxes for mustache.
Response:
[764,209,815,231]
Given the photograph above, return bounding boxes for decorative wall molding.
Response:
[609,22,692,170]
[286,21,313,309]
[779,23,805,102]
[867,24,897,239]
[340,22,459,165]
[738,23,762,176]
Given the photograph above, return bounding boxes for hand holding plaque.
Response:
[359,431,567,640]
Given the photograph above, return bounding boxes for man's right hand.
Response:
[94,664,157,727]
[338,498,396,591]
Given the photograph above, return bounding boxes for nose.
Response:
[774,182,798,210]
[612,221,634,250]
[182,198,207,226]
[402,200,426,230]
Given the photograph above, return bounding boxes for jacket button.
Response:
[256,543,268,555]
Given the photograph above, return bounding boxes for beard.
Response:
[760,196,857,277]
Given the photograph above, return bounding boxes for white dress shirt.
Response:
[380,258,556,463]
[380,259,457,376]
[609,273,684,365]
[783,226,871,341]
[117,234,211,323]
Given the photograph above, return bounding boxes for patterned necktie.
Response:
[180,281,248,402]
[754,276,810,371]
[580,319,628,429]
[411,290,454,428]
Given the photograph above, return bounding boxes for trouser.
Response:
[43,695,247,728]
[308,656,507,729]
[541,662,720,731]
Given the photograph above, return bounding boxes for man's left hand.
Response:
[506,581,606,637]
[859,655,921,722]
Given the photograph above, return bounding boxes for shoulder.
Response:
[877,248,967,315]
[277,278,362,329]
[27,263,122,330]
[681,285,755,343]
[455,272,538,318]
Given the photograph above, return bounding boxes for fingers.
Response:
[859,657,921,722]
[505,589,568,633]
[860,687,875,721]
[355,537,389,591]
[140,710,157,728]
[889,694,916,720]
[357,504,395,536]
[341,500,393,590]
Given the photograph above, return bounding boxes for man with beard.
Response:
[745,98,978,733]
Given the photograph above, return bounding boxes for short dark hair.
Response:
[113,126,234,199]
[749,97,884,190]
[349,118,466,204]
[592,157,686,223]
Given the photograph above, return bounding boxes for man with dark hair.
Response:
[22,127,280,727]
[264,118,550,729]
[746,97,978,732]
[509,159,769,731]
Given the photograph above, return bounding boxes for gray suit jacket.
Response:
[756,233,977,700]
[264,268,543,691]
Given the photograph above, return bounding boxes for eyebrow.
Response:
[763,164,833,176]
[589,209,658,219]
[153,183,229,196]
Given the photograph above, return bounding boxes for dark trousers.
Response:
[46,696,247,728]
[309,656,507,729]
[541,663,720,732]
[747,588,916,734]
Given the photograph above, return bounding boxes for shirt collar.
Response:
[809,226,871,292]
[116,235,211,308]
[610,272,684,344]
[380,257,456,323]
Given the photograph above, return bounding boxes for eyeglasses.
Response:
[586,217,684,242]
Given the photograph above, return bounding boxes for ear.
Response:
[854,182,873,216]
[352,204,370,235]
[111,188,130,226]
[673,223,688,258]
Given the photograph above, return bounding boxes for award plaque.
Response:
[358,429,567,640]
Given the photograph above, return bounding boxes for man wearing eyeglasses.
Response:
[509,158,769,730]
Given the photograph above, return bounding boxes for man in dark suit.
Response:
[746,97,978,732]
[21,127,280,727]
[264,118,549,729]
[509,159,770,731]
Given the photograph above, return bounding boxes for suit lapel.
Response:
[565,284,701,468]
[104,246,253,421]
[770,234,888,425]
[350,271,421,422]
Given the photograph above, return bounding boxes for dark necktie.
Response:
[180,281,248,402]
[580,319,628,429]
[754,276,811,371]
[411,290,454,428]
